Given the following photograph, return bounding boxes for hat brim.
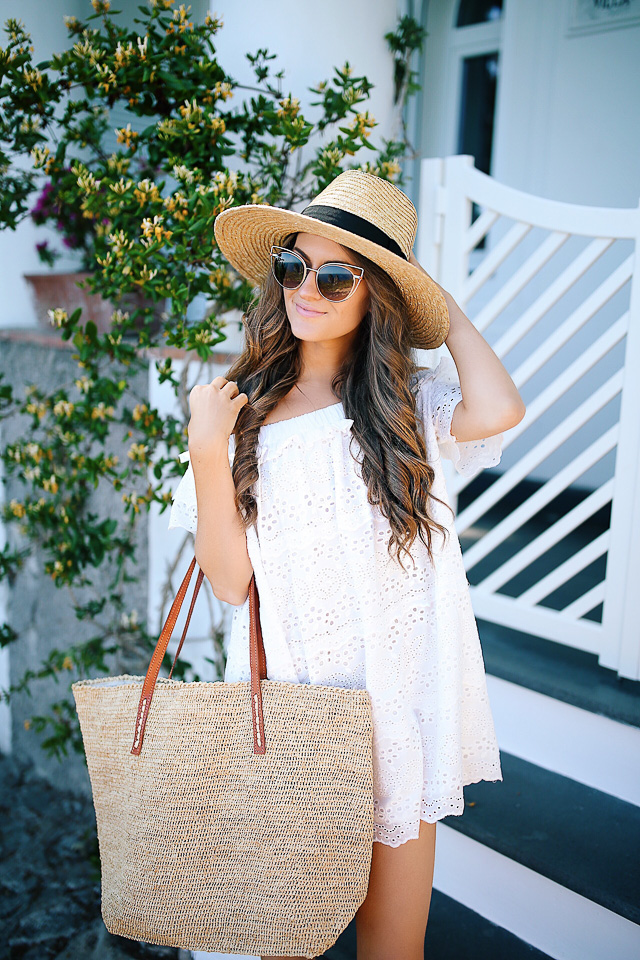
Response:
[213,204,450,350]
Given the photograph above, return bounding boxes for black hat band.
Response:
[300,204,407,261]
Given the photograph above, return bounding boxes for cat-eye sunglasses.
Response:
[270,245,365,303]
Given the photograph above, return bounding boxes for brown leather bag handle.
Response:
[131,558,266,756]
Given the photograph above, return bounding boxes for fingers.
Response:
[188,377,248,410]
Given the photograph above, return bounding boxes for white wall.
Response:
[208,0,401,151]
[420,0,640,207]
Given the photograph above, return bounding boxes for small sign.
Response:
[568,0,640,35]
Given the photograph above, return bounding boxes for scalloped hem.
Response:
[438,430,504,479]
[373,768,504,847]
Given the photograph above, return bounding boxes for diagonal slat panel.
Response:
[469,589,602,652]
[460,425,619,572]
[462,233,568,322]
[461,221,532,301]
[451,315,628,497]
[465,208,500,252]
[518,530,610,605]
[475,480,614,592]
[455,373,623,534]
[509,257,633,390]
[563,581,606,620]
[488,236,615,350]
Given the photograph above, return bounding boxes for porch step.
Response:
[479,617,640,727]
[444,750,640,924]
[322,889,553,959]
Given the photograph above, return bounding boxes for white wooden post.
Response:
[599,200,640,678]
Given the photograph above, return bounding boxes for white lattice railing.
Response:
[417,154,640,680]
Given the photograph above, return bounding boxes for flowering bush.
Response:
[0,0,425,760]
[30,172,108,268]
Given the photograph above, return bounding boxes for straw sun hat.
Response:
[213,169,450,350]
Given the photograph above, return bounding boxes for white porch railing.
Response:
[417,154,640,680]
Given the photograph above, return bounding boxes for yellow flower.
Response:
[213,81,233,101]
[25,401,47,420]
[134,178,161,206]
[53,400,74,417]
[209,267,231,288]
[115,123,139,149]
[42,477,59,494]
[134,264,159,285]
[277,96,301,119]
[92,0,111,11]
[348,112,377,139]
[380,160,402,178]
[62,656,74,671]
[173,3,192,23]
[23,68,43,90]
[122,492,143,514]
[10,500,26,518]
[107,154,131,175]
[128,442,148,462]
[25,443,43,464]
[75,376,92,394]
[30,145,50,169]
[141,214,172,243]
[91,403,114,420]
[47,308,68,328]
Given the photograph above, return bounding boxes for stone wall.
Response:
[0,331,149,796]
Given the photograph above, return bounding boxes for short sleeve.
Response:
[168,437,236,535]
[417,354,503,479]
[168,450,197,534]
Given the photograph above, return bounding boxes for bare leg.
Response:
[355,819,437,960]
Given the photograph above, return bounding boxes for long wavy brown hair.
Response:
[224,232,454,571]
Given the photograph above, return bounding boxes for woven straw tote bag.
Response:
[72,556,374,958]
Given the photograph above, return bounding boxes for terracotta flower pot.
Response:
[23,271,163,338]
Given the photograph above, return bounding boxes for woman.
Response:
[169,170,526,960]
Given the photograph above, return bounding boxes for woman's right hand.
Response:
[187,376,248,460]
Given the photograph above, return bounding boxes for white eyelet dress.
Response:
[168,355,504,847]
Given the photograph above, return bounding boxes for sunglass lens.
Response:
[272,250,305,289]
[317,265,357,301]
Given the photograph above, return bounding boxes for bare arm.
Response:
[188,376,254,606]
[410,251,526,440]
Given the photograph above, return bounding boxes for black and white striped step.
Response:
[479,617,640,728]
[323,889,554,959]
[431,666,640,960]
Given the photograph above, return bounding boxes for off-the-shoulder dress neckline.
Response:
[260,401,343,429]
